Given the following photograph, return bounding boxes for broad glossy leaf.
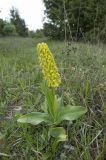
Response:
[49,127,67,141]
[59,105,87,122]
[17,112,50,125]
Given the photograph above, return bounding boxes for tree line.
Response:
[0,7,44,38]
[43,0,106,42]
[0,8,28,37]
[0,0,106,42]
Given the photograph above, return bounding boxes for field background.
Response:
[0,37,106,160]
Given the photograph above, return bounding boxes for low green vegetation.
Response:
[0,37,106,160]
[0,8,28,37]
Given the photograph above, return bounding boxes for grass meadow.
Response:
[0,37,106,160]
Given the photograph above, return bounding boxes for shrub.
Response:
[3,23,17,36]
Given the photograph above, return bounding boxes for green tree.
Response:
[43,0,106,41]
[43,0,65,39]
[3,23,16,36]
[0,19,5,36]
[10,7,28,37]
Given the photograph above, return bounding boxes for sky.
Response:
[0,0,45,31]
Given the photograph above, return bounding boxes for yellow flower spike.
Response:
[37,42,61,87]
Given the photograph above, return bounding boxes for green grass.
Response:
[0,37,106,160]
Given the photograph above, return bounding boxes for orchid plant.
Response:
[18,42,87,141]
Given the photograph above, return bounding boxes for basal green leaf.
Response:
[49,127,67,141]
[17,112,50,125]
[59,105,87,122]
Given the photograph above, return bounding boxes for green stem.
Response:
[46,87,58,123]
[42,81,58,123]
